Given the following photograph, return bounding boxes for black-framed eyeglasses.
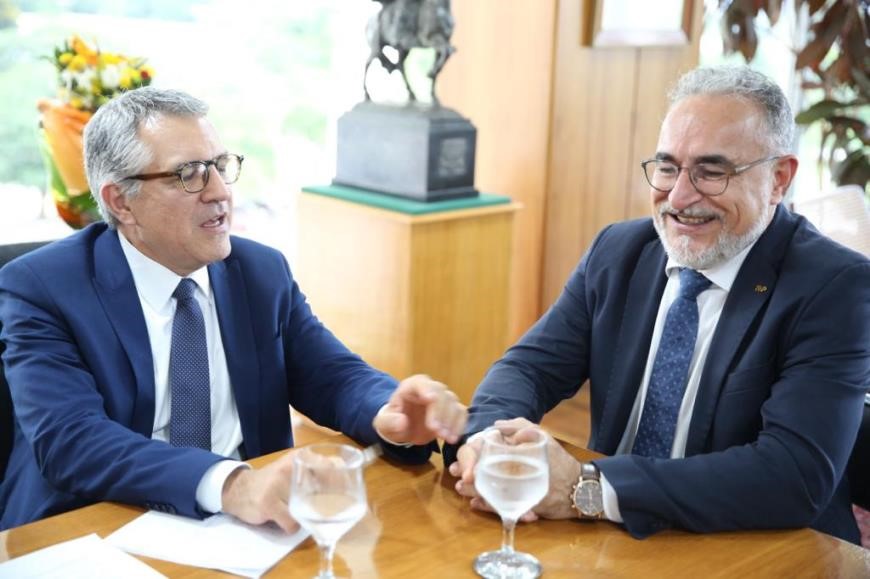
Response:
[125,153,244,193]
[640,155,783,197]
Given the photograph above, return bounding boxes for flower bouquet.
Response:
[38,35,154,228]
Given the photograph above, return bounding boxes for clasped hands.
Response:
[222,374,467,531]
[448,418,583,522]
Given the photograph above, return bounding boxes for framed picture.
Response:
[581,0,693,47]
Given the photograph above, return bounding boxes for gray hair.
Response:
[83,87,209,227]
[668,66,794,155]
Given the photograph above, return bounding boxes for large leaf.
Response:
[832,148,870,188]
[764,0,784,25]
[795,99,846,124]
[796,0,848,70]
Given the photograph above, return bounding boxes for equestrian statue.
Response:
[364,0,456,105]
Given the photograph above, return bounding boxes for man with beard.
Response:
[445,66,869,543]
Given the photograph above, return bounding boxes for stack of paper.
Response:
[0,533,165,579]
[106,512,309,578]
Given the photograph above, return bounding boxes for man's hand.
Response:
[220,452,300,533]
[373,374,468,445]
[448,418,583,521]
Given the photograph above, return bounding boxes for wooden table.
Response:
[1,420,868,578]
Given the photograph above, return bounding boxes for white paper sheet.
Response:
[0,533,166,579]
[106,512,309,578]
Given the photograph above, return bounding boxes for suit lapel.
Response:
[209,258,261,456]
[596,240,668,453]
[92,228,155,436]
[685,207,796,455]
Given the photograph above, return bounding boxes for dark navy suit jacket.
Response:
[448,206,870,543]
[0,224,430,529]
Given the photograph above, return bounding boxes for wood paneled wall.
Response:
[441,0,704,334]
[438,0,557,342]
[544,1,704,306]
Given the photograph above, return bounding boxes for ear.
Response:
[769,155,798,205]
[100,182,136,225]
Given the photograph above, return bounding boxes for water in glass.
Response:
[288,444,367,579]
[473,427,549,579]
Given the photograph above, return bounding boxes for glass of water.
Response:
[288,444,367,579]
[473,426,549,579]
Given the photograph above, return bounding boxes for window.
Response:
[0,0,415,261]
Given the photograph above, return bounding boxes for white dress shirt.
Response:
[601,241,757,522]
[118,234,245,513]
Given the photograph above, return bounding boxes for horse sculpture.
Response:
[364,0,455,105]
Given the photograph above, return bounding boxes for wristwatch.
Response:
[571,462,604,519]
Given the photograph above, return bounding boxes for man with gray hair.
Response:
[447,66,869,543]
[0,86,467,530]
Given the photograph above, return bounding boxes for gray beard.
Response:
[653,201,773,270]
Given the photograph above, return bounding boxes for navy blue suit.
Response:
[449,206,870,543]
[0,224,430,529]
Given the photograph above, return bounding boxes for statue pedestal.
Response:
[334,102,477,202]
[297,185,518,403]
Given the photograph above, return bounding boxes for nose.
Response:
[200,166,232,203]
[668,168,703,211]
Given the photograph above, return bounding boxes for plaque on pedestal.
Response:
[334,102,477,202]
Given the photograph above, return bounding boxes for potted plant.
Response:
[719,0,868,194]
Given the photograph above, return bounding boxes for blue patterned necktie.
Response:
[633,268,711,459]
[169,278,211,450]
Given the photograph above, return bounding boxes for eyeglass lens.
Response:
[180,155,243,193]
[644,161,730,196]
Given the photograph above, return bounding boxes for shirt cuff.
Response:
[195,460,250,514]
[600,471,623,523]
[373,404,413,448]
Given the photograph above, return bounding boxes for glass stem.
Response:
[500,517,517,554]
[318,542,336,578]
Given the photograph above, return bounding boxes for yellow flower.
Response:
[119,70,133,89]
[68,54,87,72]
[101,53,122,65]
[69,96,84,109]
[70,35,96,58]
[58,52,73,66]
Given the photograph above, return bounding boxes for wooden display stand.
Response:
[297,186,519,403]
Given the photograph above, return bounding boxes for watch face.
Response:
[576,480,603,516]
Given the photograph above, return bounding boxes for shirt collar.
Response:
[664,239,758,292]
[118,233,211,311]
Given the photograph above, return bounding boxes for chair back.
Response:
[0,240,52,479]
[793,185,870,256]
[848,399,870,510]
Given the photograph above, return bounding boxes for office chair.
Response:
[0,240,52,479]
[848,399,870,510]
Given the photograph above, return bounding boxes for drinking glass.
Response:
[473,427,549,579]
[288,444,367,579]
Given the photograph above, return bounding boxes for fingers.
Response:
[425,386,467,443]
[380,375,468,445]
[222,454,301,533]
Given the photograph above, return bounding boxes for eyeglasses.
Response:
[125,153,244,193]
[640,155,783,197]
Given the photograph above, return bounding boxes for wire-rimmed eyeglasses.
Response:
[125,153,244,194]
[640,155,783,197]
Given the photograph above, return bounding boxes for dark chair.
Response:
[848,399,870,510]
[0,240,52,479]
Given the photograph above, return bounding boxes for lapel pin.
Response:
[754,284,768,293]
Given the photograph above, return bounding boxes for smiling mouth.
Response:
[669,213,716,226]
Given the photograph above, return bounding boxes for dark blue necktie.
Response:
[633,268,711,459]
[169,278,211,450]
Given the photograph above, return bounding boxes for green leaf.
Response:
[795,99,845,124]
[832,148,870,188]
